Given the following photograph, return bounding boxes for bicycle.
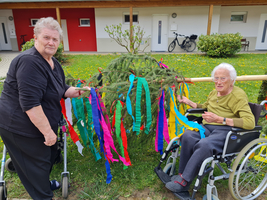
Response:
[20,34,27,50]
[168,32,197,52]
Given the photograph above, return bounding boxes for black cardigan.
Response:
[0,47,69,138]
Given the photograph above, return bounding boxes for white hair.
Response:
[34,17,63,41]
[211,63,237,84]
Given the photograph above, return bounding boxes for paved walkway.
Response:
[0,51,20,79]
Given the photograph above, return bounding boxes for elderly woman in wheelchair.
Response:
[157,63,267,200]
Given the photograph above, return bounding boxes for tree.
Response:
[104,23,150,54]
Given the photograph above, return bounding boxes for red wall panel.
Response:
[12,8,97,51]
[60,8,97,51]
[12,9,56,51]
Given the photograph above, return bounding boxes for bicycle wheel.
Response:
[184,40,196,52]
[20,42,25,51]
[229,138,267,200]
[168,41,176,52]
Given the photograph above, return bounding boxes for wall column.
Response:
[56,7,61,26]
[130,6,133,52]
[207,4,213,35]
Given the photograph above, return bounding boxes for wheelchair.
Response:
[155,101,267,200]
[0,115,70,199]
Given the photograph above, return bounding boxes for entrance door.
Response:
[61,19,69,51]
[255,14,267,50]
[151,15,168,52]
[0,17,12,50]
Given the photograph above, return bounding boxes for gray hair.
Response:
[211,63,237,84]
[34,17,63,41]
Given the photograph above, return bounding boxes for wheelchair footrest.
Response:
[154,167,171,184]
[173,191,192,200]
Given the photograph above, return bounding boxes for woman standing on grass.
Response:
[0,17,86,200]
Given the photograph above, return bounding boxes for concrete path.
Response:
[0,51,20,78]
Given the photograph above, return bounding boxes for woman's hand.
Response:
[79,86,91,96]
[177,95,189,103]
[43,131,57,146]
[64,86,91,98]
[26,105,57,146]
[202,111,219,123]
[177,95,197,108]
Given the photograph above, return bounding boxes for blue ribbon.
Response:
[91,88,104,153]
[169,88,205,139]
[71,98,78,119]
[158,90,164,155]
[91,88,112,183]
[126,74,136,131]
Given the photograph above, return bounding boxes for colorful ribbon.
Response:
[155,90,170,154]
[134,77,152,135]
[60,98,84,156]
[169,87,205,139]
[126,74,136,131]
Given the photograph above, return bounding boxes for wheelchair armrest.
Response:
[186,108,207,114]
[231,125,262,133]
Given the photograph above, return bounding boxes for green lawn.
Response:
[0,53,267,199]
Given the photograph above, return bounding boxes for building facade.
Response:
[0,1,266,52]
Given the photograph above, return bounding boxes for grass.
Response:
[0,52,267,199]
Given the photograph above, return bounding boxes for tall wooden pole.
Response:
[130,6,133,52]
[207,4,213,35]
[56,7,64,51]
[56,7,61,26]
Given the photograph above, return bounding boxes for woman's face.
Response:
[214,68,234,95]
[34,27,60,59]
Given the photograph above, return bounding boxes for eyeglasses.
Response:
[213,77,228,82]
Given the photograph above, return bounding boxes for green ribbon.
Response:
[134,77,152,135]
[115,101,128,169]
[74,98,88,147]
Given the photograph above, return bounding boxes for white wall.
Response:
[95,6,216,52]
[95,5,267,52]
[219,5,267,37]
[0,9,18,51]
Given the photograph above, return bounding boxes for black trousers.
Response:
[178,124,232,182]
[0,127,58,200]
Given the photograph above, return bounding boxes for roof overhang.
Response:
[1,0,267,9]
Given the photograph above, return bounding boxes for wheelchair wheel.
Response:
[62,176,69,199]
[0,185,7,200]
[163,163,176,176]
[5,158,16,173]
[229,138,267,200]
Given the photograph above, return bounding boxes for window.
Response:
[79,18,90,27]
[231,12,247,23]
[123,12,138,24]
[31,19,39,26]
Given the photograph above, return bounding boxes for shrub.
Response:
[21,38,67,64]
[197,33,242,57]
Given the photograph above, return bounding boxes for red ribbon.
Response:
[60,99,80,143]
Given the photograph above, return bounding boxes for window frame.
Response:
[123,12,139,24]
[79,18,90,27]
[230,11,248,23]
[30,18,39,26]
